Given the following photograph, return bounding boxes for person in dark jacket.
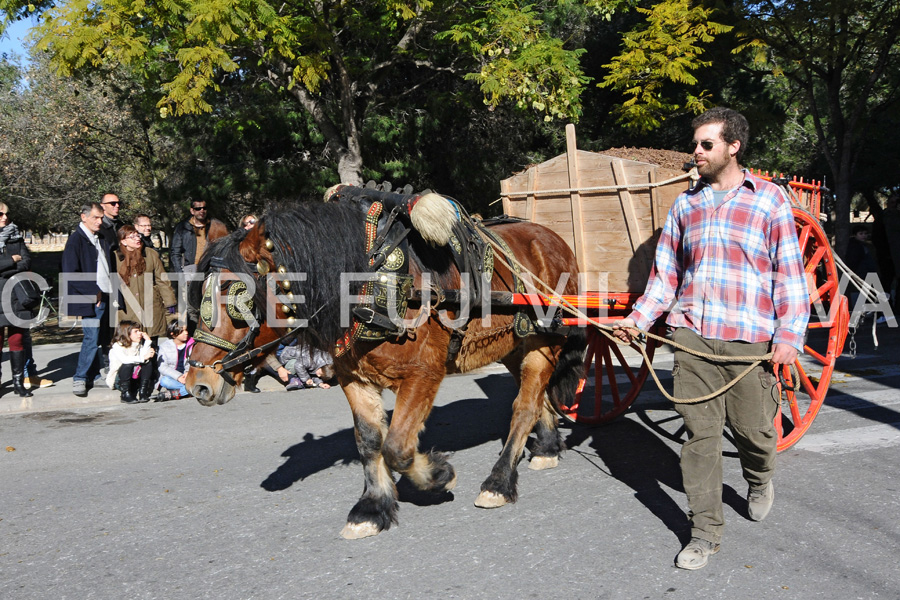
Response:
[170,201,210,273]
[133,214,157,249]
[0,201,37,398]
[98,193,124,252]
[61,202,113,397]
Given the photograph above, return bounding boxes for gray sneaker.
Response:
[748,482,774,521]
[675,537,720,570]
[72,380,88,397]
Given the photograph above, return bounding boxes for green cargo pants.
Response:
[671,327,779,544]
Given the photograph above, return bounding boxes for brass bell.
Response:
[281,304,292,314]
[264,238,274,251]
[281,279,292,291]
[285,291,295,301]
[287,317,296,326]
[277,265,287,274]
[257,261,270,275]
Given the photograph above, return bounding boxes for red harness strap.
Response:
[334,201,384,357]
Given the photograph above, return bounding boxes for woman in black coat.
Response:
[0,202,36,397]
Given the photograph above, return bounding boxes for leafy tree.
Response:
[0,55,164,231]
[597,0,900,255]
[2,0,615,187]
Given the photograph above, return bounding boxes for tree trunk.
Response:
[833,177,852,259]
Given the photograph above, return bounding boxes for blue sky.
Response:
[0,18,35,59]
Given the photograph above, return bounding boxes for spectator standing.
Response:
[0,201,37,398]
[614,108,810,570]
[61,202,113,397]
[134,214,157,249]
[113,225,177,340]
[99,193,124,251]
[106,320,156,403]
[170,201,210,273]
[882,193,900,307]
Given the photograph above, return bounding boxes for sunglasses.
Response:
[103,201,122,207]
[244,219,256,226]
[192,206,207,211]
[0,211,7,217]
[692,140,726,152]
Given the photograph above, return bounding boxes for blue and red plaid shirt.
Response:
[629,171,810,351]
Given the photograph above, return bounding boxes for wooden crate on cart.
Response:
[500,124,692,294]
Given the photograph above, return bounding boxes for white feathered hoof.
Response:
[340,521,382,539]
[474,490,509,508]
[528,455,559,471]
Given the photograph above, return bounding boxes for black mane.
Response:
[195,200,461,353]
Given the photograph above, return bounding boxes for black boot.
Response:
[118,365,139,404]
[244,369,261,393]
[137,378,154,403]
[10,351,33,398]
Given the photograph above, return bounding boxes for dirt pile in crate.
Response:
[599,147,693,172]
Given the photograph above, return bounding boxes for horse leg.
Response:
[476,345,557,508]
[528,401,564,470]
[340,381,398,540]
[383,375,458,493]
[500,349,564,471]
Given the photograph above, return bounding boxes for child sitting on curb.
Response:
[276,340,335,390]
[106,320,156,404]
[156,320,193,401]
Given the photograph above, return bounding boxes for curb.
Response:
[0,370,291,416]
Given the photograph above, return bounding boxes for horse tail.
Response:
[546,327,587,416]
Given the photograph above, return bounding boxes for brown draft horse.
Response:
[185,196,585,539]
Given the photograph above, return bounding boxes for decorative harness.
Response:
[188,255,306,385]
[190,187,565,377]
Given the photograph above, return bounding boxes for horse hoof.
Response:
[474,490,508,508]
[445,473,458,491]
[340,521,382,539]
[528,456,559,471]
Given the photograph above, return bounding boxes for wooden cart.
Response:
[499,125,849,452]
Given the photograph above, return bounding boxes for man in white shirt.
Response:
[61,203,113,397]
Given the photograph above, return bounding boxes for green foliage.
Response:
[439,1,589,121]
[599,0,732,131]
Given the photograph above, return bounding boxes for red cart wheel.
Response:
[775,209,849,451]
[554,325,662,425]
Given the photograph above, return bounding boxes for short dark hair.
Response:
[852,224,869,235]
[167,320,187,338]
[692,107,750,163]
[191,201,207,209]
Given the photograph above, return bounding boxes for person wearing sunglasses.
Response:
[99,193,124,252]
[170,201,211,274]
[613,107,810,570]
[240,214,258,230]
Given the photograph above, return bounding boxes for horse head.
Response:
[186,224,284,405]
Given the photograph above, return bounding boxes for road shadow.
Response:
[41,352,78,382]
[261,373,517,494]
[562,417,693,542]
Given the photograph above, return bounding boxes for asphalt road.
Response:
[1,324,899,600]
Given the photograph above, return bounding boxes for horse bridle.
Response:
[188,255,304,386]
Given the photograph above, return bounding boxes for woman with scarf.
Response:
[0,202,37,398]
[113,225,177,397]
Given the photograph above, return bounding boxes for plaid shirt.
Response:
[629,171,810,351]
